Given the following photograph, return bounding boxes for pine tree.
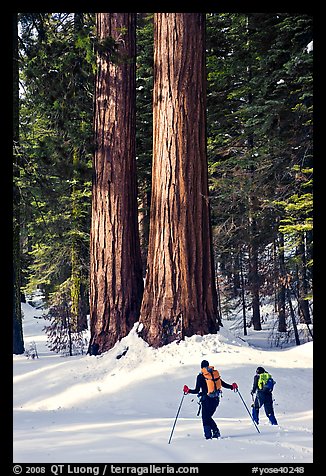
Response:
[206,13,313,338]
[18,13,94,339]
[43,280,87,356]
[13,12,24,354]
[136,13,154,273]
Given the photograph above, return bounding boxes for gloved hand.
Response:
[183,385,189,394]
[250,390,255,397]
[231,382,238,391]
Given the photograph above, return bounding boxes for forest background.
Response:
[13,12,313,356]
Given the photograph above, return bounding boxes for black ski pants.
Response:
[201,395,219,438]
[253,390,278,425]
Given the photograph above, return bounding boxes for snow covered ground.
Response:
[13,302,313,464]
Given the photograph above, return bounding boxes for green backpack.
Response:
[258,372,275,392]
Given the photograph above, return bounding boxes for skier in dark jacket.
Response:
[251,366,278,425]
[183,360,238,439]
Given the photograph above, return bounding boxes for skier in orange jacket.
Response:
[183,359,238,439]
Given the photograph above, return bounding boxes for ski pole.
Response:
[168,392,186,444]
[236,389,260,434]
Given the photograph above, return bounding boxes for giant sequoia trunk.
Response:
[89,13,143,354]
[139,13,220,347]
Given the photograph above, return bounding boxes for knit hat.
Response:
[201,360,209,368]
[256,366,265,374]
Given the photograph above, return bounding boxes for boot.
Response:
[252,407,259,424]
[268,414,278,425]
[212,428,221,439]
[203,425,212,439]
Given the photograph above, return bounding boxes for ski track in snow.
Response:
[13,302,313,463]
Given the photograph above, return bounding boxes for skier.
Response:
[251,366,278,425]
[183,359,238,439]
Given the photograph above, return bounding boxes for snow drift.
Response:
[13,303,313,463]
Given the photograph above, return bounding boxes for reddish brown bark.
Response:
[89,13,143,354]
[139,13,220,347]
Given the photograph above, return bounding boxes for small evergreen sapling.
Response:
[43,281,88,356]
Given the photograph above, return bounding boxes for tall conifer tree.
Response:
[139,13,220,347]
[89,13,143,353]
[13,12,24,354]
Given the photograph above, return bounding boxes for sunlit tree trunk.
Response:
[139,13,220,347]
[89,13,143,354]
